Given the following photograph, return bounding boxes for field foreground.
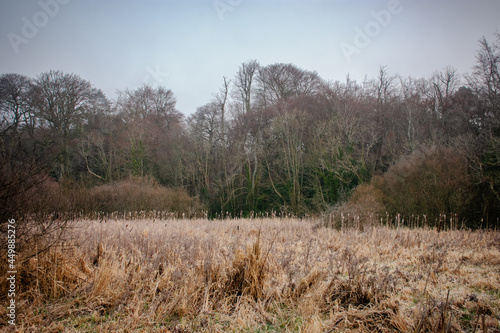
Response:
[2,218,500,332]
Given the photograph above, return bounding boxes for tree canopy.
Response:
[1,35,499,227]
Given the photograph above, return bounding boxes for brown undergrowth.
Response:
[1,218,499,332]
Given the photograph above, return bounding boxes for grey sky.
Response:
[1,0,499,116]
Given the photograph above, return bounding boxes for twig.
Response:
[53,247,57,298]
[441,289,450,333]
[472,312,481,333]
[446,312,452,333]
[304,238,313,270]
[260,226,286,272]
[327,316,345,333]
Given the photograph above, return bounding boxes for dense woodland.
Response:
[1,35,499,227]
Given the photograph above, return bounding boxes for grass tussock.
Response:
[226,235,266,301]
[1,218,499,332]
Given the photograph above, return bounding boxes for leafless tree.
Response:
[256,63,325,107]
[31,70,105,178]
[367,66,398,171]
[0,74,44,224]
[115,84,182,178]
[233,60,259,115]
[0,74,35,172]
[468,34,500,129]
[188,101,221,193]
[431,66,460,118]
[117,84,180,127]
[0,74,34,138]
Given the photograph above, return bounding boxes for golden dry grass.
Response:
[2,218,499,332]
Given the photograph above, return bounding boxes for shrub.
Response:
[347,181,386,215]
[336,146,474,228]
[0,172,69,220]
[379,146,472,226]
[0,174,74,256]
[324,182,385,229]
[1,174,195,222]
[85,176,193,214]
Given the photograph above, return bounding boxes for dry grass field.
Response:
[2,217,500,332]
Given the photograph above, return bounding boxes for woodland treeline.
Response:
[1,35,499,227]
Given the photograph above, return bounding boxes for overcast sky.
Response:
[1,0,499,116]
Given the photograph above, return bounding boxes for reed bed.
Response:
[2,218,499,332]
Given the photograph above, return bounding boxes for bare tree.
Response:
[256,63,325,107]
[468,34,500,129]
[368,66,397,172]
[213,77,232,212]
[117,84,180,127]
[465,34,500,224]
[271,107,308,211]
[115,84,182,178]
[0,74,45,224]
[431,66,460,118]
[233,60,259,115]
[188,101,222,193]
[31,70,105,179]
[0,74,35,172]
[397,76,434,152]
[0,74,34,138]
